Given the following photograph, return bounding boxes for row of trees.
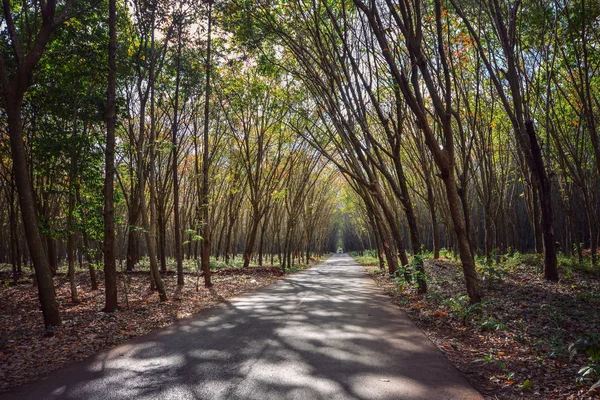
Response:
[239,0,600,302]
[1,0,598,326]
[0,0,341,328]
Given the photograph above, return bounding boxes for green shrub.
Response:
[504,252,542,270]
[472,353,506,370]
[558,254,599,275]
[425,291,444,303]
[392,255,427,290]
[439,248,455,259]
[479,257,508,285]
[479,318,508,332]
[442,295,482,323]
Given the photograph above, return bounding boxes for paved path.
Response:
[6,254,482,400]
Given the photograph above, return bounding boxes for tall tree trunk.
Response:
[450,0,558,281]
[146,23,167,301]
[172,20,184,286]
[83,233,98,290]
[392,147,427,293]
[243,214,261,269]
[139,109,166,302]
[258,222,265,266]
[525,121,558,280]
[46,236,58,275]
[224,218,233,264]
[200,0,214,287]
[531,179,543,254]
[375,195,408,267]
[103,0,118,312]
[75,181,98,290]
[67,146,79,303]
[426,181,440,259]
[583,193,597,266]
[7,98,61,326]
[126,190,140,272]
[443,168,482,303]
[9,185,21,282]
[157,211,167,272]
[0,0,66,328]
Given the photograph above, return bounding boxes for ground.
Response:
[2,253,599,399]
[0,260,301,393]
[356,252,600,400]
[2,255,481,400]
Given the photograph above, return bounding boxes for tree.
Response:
[104,0,118,311]
[0,0,77,327]
[171,12,185,286]
[449,0,559,281]
[200,0,214,287]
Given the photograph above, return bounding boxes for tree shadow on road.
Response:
[5,256,481,400]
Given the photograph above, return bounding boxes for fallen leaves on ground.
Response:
[0,265,290,393]
[364,258,600,400]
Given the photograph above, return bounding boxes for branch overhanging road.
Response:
[7,254,482,400]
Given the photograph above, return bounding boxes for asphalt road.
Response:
[6,254,482,400]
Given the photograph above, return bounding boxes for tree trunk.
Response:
[9,185,21,282]
[426,182,440,259]
[103,0,118,312]
[83,234,98,290]
[531,180,543,254]
[224,219,233,264]
[7,97,61,327]
[443,169,482,303]
[46,236,58,275]
[139,134,167,301]
[258,223,265,266]
[172,20,184,286]
[67,147,79,303]
[371,221,386,270]
[379,202,408,267]
[157,211,167,273]
[392,150,427,293]
[75,181,98,290]
[525,120,558,281]
[200,1,214,287]
[126,191,140,272]
[243,214,261,269]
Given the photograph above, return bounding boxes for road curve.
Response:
[6,254,482,400]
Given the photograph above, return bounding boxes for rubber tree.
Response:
[104,0,119,312]
[0,0,78,327]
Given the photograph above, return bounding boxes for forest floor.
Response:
[0,258,316,393]
[356,253,600,400]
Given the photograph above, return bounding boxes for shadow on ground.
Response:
[5,255,481,400]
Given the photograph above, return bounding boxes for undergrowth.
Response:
[352,249,600,399]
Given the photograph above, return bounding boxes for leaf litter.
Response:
[364,258,600,400]
[0,266,286,393]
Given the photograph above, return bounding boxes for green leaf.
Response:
[522,379,534,390]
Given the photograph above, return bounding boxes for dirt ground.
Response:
[0,266,287,393]
[362,257,600,400]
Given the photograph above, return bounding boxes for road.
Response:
[6,254,482,400]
